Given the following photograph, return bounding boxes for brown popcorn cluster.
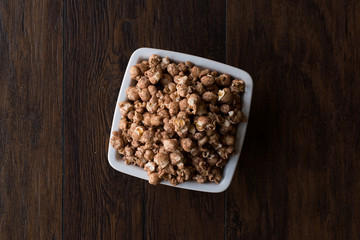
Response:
[111,54,246,185]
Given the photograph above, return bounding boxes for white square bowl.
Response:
[108,47,253,193]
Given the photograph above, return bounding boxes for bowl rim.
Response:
[108,47,253,193]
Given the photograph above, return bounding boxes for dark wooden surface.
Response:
[0,0,63,239]
[1,0,359,239]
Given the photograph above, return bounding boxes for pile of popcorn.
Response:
[111,54,246,185]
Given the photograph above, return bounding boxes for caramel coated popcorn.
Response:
[110,54,246,186]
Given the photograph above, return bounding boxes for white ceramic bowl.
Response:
[108,48,253,193]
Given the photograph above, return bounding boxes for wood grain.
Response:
[1,0,359,239]
[139,1,226,240]
[0,0,63,239]
[226,0,360,239]
[64,0,226,239]
[63,0,145,239]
